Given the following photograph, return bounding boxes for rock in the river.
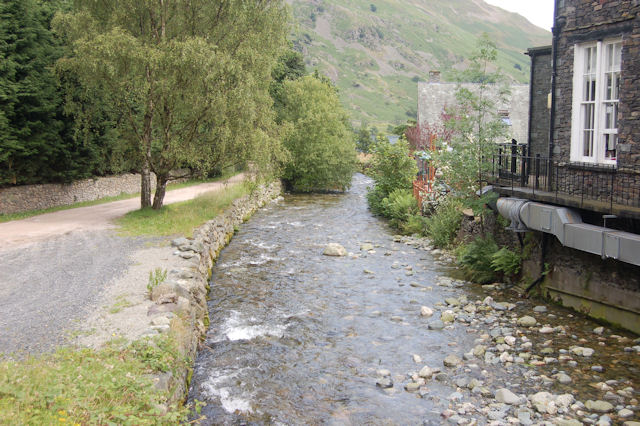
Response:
[404,382,420,392]
[473,345,486,357]
[571,346,595,357]
[428,320,445,330]
[618,409,634,418]
[517,316,537,327]
[323,243,347,256]
[443,354,462,367]
[445,297,460,307]
[376,377,393,389]
[495,388,521,405]
[441,310,455,323]
[420,306,434,317]
[585,400,614,413]
[555,373,572,384]
[412,354,422,363]
[530,392,557,414]
[593,326,605,335]
[376,369,390,377]
[360,243,374,251]
[533,305,547,313]
[539,326,555,334]
[418,365,434,378]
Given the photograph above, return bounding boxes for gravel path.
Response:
[0,176,244,358]
[0,230,158,357]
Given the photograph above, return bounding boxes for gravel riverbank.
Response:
[388,235,640,426]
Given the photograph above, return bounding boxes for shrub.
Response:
[279,75,356,192]
[491,247,521,276]
[456,236,499,283]
[380,189,418,229]
[369,136,417,199]
[402,214,427,235]
[423,196,463,248]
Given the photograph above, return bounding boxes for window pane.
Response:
[582,103,595,157]
[604,134,617,159]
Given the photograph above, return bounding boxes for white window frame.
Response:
[570,39,622,165]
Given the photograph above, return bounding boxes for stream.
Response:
[187,174,639,425]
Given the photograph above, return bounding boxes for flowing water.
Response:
[188,174,640,425]
[188,174,474,424]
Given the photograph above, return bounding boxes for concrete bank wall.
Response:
[522,232,640,334]
[147,181,282,407]
[0,173,158,214]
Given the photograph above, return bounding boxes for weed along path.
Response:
[188,174,640,424]
[0,174,244,357]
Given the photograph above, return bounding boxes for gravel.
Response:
[0,230,156,357]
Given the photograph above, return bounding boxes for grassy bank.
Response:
[0,172,240,223]
[116,181,249,237]
[0,334,194,425]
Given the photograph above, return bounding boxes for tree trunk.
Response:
[152,173,168,209]
[140,162,152,208]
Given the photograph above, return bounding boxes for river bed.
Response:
[188,174,639,425]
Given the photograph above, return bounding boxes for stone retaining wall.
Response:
[0,173,158,214]
[145,181,282,407]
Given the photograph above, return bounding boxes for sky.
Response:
[484,0,555,31]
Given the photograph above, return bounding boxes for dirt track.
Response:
[0,174,244,250]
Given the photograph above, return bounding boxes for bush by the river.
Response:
[279,75,356,192]
[367,136,417,215]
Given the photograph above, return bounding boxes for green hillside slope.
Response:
[289,0,551,126]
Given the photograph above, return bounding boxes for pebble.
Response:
[533,306,547,313]
[517,316,537,327]
[376,378,393,389]
[428,320,445,330]
[420,306,434,317]
[443,354,462,367]
[495,388,521,405]
[585,400,614,413]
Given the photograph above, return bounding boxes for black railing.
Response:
[485,142,640,214]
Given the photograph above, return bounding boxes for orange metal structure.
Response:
[412,134,437,209]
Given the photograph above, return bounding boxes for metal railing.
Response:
[485,142,640,214]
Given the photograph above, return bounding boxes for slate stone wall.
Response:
[551,0,640,208]
[527,47,552,158]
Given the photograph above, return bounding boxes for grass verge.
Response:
[0,172,240,223]
[0,334,195,425]
[116,182,250,237]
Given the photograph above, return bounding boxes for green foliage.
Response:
[279,75,356,192]
[356,123,373,153]
[456,236,500,283]
[431,34,510,195]
[380,189,417,229]
[369,136,417,201]
[56,0,289,208]
[0,336,191,424]
[491,247,521,276]
[402,214,427,235]
[147,268,167,295]
[424,196,464,248]
[271,48,307,118]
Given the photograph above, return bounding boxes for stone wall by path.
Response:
[142,181,282,408]
[0,173,155,214]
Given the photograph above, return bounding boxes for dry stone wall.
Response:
[0,173,157,214]
[144,181,282,406]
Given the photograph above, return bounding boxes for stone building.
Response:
[487,0,640,332]
[417,82,530,145]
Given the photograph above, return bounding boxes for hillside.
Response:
[288,0,551,126]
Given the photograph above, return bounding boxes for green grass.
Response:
[116,182,250,237]
[108,295,135,314]
[0,172,241,223]
[0,335,192,425]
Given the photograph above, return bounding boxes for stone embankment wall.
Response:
[0,173,158,214]
[145,181,282,406]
